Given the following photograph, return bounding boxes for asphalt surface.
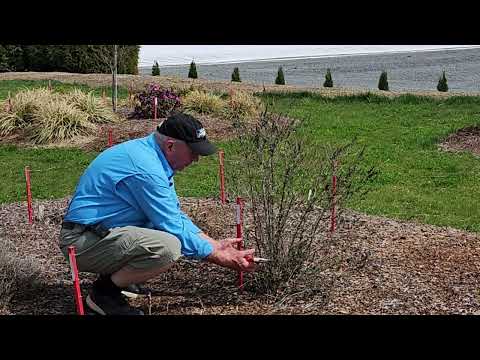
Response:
[140,47,480,92]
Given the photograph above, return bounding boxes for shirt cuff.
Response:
[191,232,214,259]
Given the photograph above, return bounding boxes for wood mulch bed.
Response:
[1,197,479,315]
[439,126,480,157]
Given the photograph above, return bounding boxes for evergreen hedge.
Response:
[323,68,333,87]
[0,45,140,74]
[152,61,160,76]
[437,70,448,92]
[275,66,285,85]
[378,71,389,91]
[188,61,198,79]
[231,67,241,82]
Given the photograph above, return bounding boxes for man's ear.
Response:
[166,139,175,152]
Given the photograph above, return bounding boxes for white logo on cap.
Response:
[196,128,206,139]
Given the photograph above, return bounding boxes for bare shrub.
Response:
[0,238,42,314]
[227,110,377,295]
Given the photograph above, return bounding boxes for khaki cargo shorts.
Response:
[59,225,182,275]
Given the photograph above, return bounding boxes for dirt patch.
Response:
[1,197,479,315]
[439,126,480,157]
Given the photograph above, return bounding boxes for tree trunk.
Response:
[112,45,118,112]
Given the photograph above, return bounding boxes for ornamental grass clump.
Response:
[9,87,55,122]
[65,88,118,124]
[0,87,118,142]
[28,100,96,144]
[0,112,22,136]
[222,90,262,123]
[182,90,225,115]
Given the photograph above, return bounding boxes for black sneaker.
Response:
[121,283,153,298]
[86,287,144,315]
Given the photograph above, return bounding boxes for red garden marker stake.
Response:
[68,246,85,315]
[153,97,158,121]
[24,166,33,224]
[330,162,337,233]
[108,128,113,147]
[236,197,244,291]
[218,150,226,204]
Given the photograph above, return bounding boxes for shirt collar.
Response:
[147,133,174,180]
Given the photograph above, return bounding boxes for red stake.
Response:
[68,246,85,315]
[218,150,226,204]
[48,80,52,91]
[330,164,337,233]
[24,166,33,224]
[153,97,158,121]
[236,197,244,291]
[108,128,113,147]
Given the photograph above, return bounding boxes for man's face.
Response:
[164,138,200,172]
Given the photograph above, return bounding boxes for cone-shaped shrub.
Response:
[231,67,241,82]
[437,70,448,92]
[378,71,389,91]
[323,68,333,87]
[275,66,285,85]
[152,61,160,76]
[188,61,198,79]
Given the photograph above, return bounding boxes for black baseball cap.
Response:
[157,113,217,156]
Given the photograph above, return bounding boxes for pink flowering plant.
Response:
[132,83,181,119]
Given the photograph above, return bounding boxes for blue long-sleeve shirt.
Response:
[64,133,213,259]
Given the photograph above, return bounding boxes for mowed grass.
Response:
[0,80,129,100]
[0,140,230,204]
[2,78,480,232]
[0,144,96,203]
[260,92,480,232]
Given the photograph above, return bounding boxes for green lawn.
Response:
[0,142,229,204]
[0,145,96,203]
[0,79,129,100]
[2,79,480,232]
[260,92,480,232]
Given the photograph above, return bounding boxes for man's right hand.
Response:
[206,238,257,272]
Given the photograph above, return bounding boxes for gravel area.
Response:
[142,47,480,93]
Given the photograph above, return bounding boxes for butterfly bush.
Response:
[132,83,181,119]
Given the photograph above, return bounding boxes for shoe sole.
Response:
[86,294,145,316]
[121,290,139,299]
[86,294,106,315]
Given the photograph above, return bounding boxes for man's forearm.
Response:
[199,232,218,248]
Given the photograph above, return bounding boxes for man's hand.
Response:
[206,238,257,272]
